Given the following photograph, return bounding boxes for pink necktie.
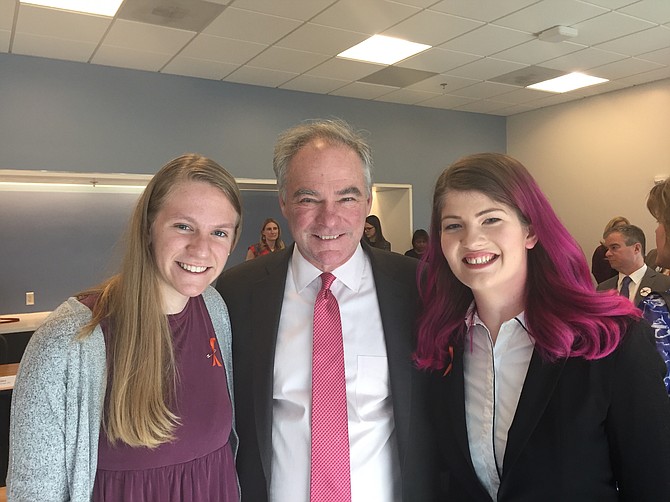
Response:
[310,272,352,502]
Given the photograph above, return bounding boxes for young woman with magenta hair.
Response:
[8,154,242,501]
[415,153,670,501]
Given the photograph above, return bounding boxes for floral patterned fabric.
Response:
[638,292,670,394]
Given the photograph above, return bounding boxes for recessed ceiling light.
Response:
[20,0,123,16]
[337,35,431,65]
[527,72,608,93]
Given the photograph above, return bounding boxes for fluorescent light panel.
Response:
[527,72,608,93]
[337,35,431,65]
[20,0,123,16]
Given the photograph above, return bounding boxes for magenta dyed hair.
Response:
[415,153,640,371]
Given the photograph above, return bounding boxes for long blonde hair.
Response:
[80,154,241,447]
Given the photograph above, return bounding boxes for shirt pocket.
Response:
[355,355,391,421]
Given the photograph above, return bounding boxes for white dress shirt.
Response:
[463,309,534,500]
[618,264,647,302]
[270,244,400,502]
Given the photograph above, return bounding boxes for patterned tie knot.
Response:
[320,272,336,293]
[620,275,632,298]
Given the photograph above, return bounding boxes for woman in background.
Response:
[415,153,670,501]
[591,216,629,283]
[9,154,242,501]
[404,229,429,259]
[363,214,391,251]
[246,217,285,260]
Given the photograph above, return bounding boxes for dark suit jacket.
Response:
[597,266,670,307]
[430,320,670,501]
[216,243,439,501]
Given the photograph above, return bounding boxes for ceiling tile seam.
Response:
[8,0,19,53]
[86,11,123,64]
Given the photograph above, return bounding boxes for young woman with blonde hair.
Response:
[9,154,242,501]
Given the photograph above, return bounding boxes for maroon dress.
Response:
[91,295,238,501]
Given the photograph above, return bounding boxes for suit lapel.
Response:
[501,350,566,481]
[250,249,291,483]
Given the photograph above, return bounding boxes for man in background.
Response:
[597,224,670,306]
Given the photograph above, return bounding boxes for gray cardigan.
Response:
[7,286,237,501]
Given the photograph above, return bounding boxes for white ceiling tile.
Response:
[571,11,655,46]
[449,81,519,99]
[329,81,397,99]
[615,65,670,85]
[589,56,664,79]
[493,39,585,65]
[407,73,479,93]
[439,24,534,56]
[416,93,475,109]
[275,23,367,55]
[12,32,96,61]
[542,46,627,72]
[580,0,638,9]
[16,4,111,43]
[375,87,442,105]
[397,47,480,73]
[455,99,512,114]
[618,0,670,24]
[161,56,239,79]
[228,0,336,21]
[429,0,539,23]
[596,26,670,56]
[384,10,484,46]
[102,19,195,53]
[487,86,550,104]
[445,57,527,80]
[390,0,440,8]
[279,74,349,94]
[637,45,670,65]
[180,34,267,64]
[495,0,608,33]
[306,57,384,80]
[203,7,302,44]
[224,65,298,87]
[312,0,420,34]
[0,0,16,31]
[91,45,173,72]
[0,29,9,51]
[247,46,330,73]
[494,103,537,116]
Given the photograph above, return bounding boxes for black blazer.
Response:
[216,243,439,501]
[430,319,670,501]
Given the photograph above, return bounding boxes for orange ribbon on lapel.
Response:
[209,337,223,367]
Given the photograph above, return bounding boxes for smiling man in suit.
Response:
[597,224,670,306]
[216,119,438,502]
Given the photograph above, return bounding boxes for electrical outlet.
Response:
[26,291,35,306]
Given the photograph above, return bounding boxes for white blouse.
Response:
[463,309,534,499]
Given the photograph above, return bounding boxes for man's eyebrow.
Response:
[337,186,363,196]
[291,188,319,198]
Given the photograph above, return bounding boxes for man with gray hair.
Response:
[597,224,670,306]
[217,119,439,501]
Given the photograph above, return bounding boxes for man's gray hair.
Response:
[273,118,373,200]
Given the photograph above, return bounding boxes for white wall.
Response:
[507,78,670,265]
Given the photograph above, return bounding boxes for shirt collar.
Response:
[465,302,528,334]
[620,264,647,285]
[290,243,366,293]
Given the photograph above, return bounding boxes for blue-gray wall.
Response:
[0,53,505,313]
